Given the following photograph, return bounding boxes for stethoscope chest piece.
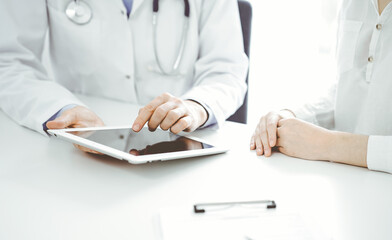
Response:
[66,0,92,25]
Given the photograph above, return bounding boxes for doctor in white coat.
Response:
[0,0,248,136]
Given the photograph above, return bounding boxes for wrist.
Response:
[185,100,208,127]
[323,131,368,167]
[323,130,340,161]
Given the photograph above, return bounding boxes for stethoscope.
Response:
[65,0,92,25]
[65,0,190,76]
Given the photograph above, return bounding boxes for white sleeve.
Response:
[181,0,249,127]
[367,136,392,174]
[0,0,84,135]
[292,2,340,130]
[292,84,337,129]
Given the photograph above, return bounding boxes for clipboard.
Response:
[159,200,327,240]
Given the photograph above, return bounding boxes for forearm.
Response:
[327,132,369,167]
[0,0,84,134]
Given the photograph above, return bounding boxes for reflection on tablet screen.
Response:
[72,128,213,156]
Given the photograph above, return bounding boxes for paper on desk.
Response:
[159,206,328,240]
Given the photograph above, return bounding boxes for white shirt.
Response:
[0,0,248,135]
[293,0,392,174]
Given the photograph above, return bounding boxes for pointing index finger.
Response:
[132,97,167,132]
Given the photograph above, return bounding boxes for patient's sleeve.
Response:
[291,84,337,130]
[367,136,392,174]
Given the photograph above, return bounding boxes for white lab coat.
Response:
[0,0,248,135]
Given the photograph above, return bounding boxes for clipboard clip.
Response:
[194,200,276,214]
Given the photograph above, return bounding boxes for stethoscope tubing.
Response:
[153,0,190,17]
[152,0,190,76]
[152,14,189,76]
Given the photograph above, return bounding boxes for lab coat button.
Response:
[125,75,131,80]
[376,24,382,30]
[368,56,374,63]
[121,10,126,15]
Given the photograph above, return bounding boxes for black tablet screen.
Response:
[71,128,213,156]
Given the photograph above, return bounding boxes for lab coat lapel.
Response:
[130,0,145,16]
[115,0,145,15]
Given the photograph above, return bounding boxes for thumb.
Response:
[46,111,76,129]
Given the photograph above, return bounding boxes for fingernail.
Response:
[270,140,274,146]
[132,124,140,131]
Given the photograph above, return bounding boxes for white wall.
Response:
[247,0,339,127]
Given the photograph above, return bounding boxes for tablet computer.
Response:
[48,126,227,164]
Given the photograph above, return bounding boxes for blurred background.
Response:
[247,0,339,127]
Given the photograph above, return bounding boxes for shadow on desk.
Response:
[261,151,369,177]
[86,150,216,176]
[22,141,219,207]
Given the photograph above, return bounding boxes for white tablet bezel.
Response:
[48,125,228,164]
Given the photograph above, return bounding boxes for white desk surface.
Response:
[1,95,391,240]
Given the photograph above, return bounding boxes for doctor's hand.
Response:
[46,106,104,129]
[132,93,208,134]
[250,110,295,157]
[46,106,105,154]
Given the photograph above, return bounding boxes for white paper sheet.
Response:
[159,205,329,240]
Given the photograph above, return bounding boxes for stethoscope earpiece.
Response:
[66,0,92,25]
